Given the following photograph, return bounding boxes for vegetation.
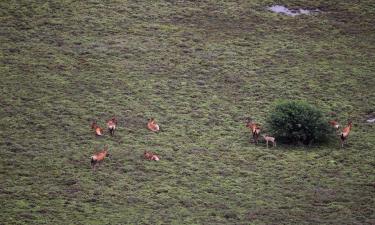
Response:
[1,0,375,224]
[266,100,329,145]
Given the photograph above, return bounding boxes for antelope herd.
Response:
[328,119,353,147]
[89,117,161,171]
[88,116,353,171]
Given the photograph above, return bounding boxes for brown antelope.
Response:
[246,118,261,144]
[91,146,111,171]
[329,120,340,130]
[340,121,353,148]
[144,151,160,161]
[107,117,118,136]
[147,118,160,132]
[262,135,276,148]
[91,121,103,136]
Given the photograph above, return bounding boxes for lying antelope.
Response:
[107,117,118,136]
[246,118,261,144]
[91,121,103,136]
[147,118,160,132]
[329,120,340,130]
[340,121,352,148]
[91,146,111,171]
[144,151,160,161]
[262,135,276,148]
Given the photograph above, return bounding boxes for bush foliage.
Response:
[266,100,330,145]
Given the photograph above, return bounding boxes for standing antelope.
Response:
[107,117,118,136]
[246,118,261,144]
[91,121,103,136]
[91,146,111,171]
[144,151,160,161]
[147,118,160,132]
[340,121,353,148]
[262,135,276,148]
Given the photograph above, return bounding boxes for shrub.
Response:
[266,100,329,145]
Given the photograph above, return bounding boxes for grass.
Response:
[1,0,374,224]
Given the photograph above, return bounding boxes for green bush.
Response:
[266,100,329,145]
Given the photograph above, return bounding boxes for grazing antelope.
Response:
[91,146,111,171]
[246,118,261,144]
[329,120,340,130]
[262,135,276,148]
[147,118,160,132]
[144,151,160,161]
[107,117,118,136]
[340,121,353,148]
[91,121,103,136]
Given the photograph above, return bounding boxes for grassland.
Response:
[1,0,375,224]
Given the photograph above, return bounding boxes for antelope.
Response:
[91,121,103,136]
[340,121,353,148]
[91,146,111,171]
[329,120,340,130]
[246,118,261,144]
[262,135,276,148]
[147,118,160,132]
[107,117,118,136]
[144,151,160,161]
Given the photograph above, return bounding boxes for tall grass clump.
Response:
[266,100,330,145]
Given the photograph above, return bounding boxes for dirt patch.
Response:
[365,112,375,123]
[268,5,320,16]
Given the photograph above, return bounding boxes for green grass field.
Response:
[1,0,374,224]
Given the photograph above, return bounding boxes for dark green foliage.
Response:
[267,101,330,145]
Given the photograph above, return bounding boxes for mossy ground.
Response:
[1,0,374,224]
